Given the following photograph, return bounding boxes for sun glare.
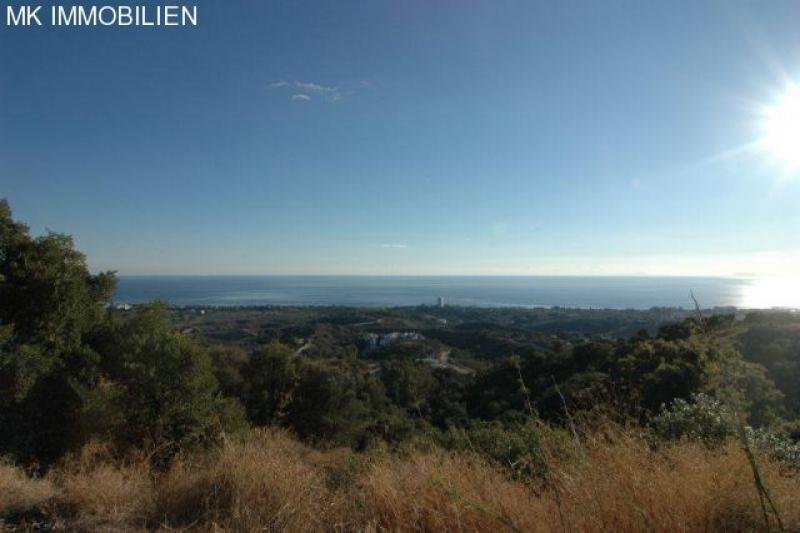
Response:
[740,278,800,309]
[761,84,800,172]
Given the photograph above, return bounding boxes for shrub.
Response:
[438,419,554,479]
[746,427,800,469]
[654,394,800,469]
[652,393,735,445]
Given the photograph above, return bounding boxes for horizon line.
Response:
[110,273,759,279]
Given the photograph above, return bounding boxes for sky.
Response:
[1,0,800,276]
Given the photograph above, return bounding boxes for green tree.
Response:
[381,359,436,416]
[0,199,115,462]
[90,304,242,455]
[287,363,372,446]
[243,342,303,426]
[704,344,784,427]
[209,345,249,398]
[613,338,707,415]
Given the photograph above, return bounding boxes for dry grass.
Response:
[53,441,153,530]
[0,461,56,524]
[151,428,342,531]
[1,425,799,532]
[361,451,550,531]
[552,426,800,532]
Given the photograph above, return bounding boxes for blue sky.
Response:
[2,0,800,275]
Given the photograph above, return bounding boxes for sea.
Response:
[111,276,797,310]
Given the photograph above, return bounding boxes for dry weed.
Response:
[0,461,56,524]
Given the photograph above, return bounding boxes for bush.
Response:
[652,393,735,445]
[438,419,554,479]
[746,427,800,469]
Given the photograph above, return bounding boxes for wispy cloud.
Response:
[380,243,408,249]
[269,80,345,102]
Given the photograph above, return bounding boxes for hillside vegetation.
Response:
[3,425,799,531]
[1,198,799,531]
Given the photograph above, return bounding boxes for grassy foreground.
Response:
[2,424,798,532]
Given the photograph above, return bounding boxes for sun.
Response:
[761,84,800,172]
[740,278,800,309]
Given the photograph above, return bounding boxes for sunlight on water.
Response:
[739,278,800,309]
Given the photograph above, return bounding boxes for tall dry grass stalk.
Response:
[1,425,799,531]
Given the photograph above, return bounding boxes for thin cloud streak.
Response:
[269,80,344,102]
